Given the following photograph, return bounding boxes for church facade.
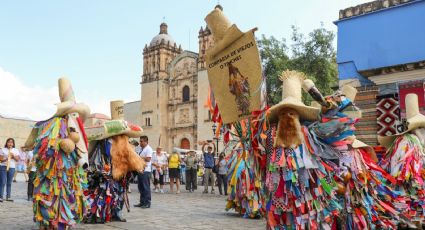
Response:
[140,22,220,154]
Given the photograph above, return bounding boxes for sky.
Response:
[0,0,370,120]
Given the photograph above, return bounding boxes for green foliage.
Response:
[258,25,338,106]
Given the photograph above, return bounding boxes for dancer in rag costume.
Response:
[25,78,90,229]
[305,81,413,229]
[224,113,268,219]
[84,100,145,223]
[378,93,425,227]
[264,71,341,230]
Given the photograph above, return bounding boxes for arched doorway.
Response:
[180,138,190,149]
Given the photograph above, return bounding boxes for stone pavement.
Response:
[0,174,264,230]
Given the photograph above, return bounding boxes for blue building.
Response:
[335,0,425,145]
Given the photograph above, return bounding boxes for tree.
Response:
[258,35,290,105]
[258,26,338,106]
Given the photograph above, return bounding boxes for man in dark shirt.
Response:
[202,143,216,194]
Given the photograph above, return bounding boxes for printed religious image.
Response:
[228,63,250,115]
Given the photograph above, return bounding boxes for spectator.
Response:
[202,142,216,194]
[184,151,198,192]
[168,151,181,194]
[134,136,152,209]
[180,155,186,185]
[26,149,36,201]
[216,152,228,196]
[13,147,28,182]
[152,147,167,193]
[0,138,20,202]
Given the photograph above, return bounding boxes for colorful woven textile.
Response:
[376,94,400,136]
[32,116,88,229]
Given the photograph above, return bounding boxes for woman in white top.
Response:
[152,147,168,193]
[13,147,28,182]
[0,138,20,202]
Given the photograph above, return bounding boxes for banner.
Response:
[205,8,262,124]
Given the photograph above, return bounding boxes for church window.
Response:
[208,110,212,121]
[182,86,190,102]
[145,117,151,126]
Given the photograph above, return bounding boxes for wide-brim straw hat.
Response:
[268,70,319,123]
[85,100,143,141]
[352,139,378,162]
[54,78,90,120]
[378,93,425,148]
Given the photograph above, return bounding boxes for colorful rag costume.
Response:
[264,71,341,229]
[84,100,145,223]
[25,78,90,229]
[307,83,408,229]
[225,115,267,219]
[378,93,425,225]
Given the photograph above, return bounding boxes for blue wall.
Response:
[336,0,425,82]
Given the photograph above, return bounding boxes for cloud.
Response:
[0,67,57,120]
[0,67,135,121]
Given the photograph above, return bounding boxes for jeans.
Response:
[28,171,36,199]
[203,168,215,192]
[185,168,197,191]
[217,174,228,195]
[180,166,186,184]
[0,166,15,199]
[137,172,151,206]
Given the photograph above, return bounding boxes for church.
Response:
[139,20,220,154]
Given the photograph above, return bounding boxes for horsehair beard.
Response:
[275,110,302,148]
[111,134,146,180]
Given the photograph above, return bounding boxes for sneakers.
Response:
[176,190,180,194]
[154,188,159,193]
[0,198,3,202]
[160,189,164,194]
[133,203,143,208]
[141,204,150,209]
[6,198,13,202]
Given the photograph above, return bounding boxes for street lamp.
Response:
[211,123,220,157]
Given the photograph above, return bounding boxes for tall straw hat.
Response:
[25,78,90,149]
[341,85,357,102]
[54,78,90,120]
[205,6,232,41]
[85,100,143,141]
[268,70,319,123]
[341,85,362,119]
[378,93,425,147]
[310,85,361,119]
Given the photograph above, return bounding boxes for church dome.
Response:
[150,23,176,46]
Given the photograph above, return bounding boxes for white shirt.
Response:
[27,151,36,172]
[152,153,168,168]
[138,145,153,172]
[0,148,20,168]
